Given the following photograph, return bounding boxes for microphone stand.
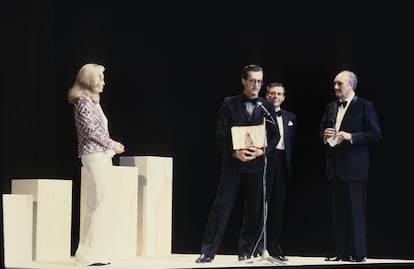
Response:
[244,115,286,265]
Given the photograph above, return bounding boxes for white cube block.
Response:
[80,165,138,260]
[11,179,72,262]
[2,194,33,266]
[119,156,173,256]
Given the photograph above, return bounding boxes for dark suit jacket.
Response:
[216,94,280,173]
[319,96,382,182]
[278,110,296,179]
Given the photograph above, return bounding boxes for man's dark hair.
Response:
[241,64,263,79]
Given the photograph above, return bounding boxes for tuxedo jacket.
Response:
[216,93,280,173]
[319,95,382,182]
[269,109,296,179]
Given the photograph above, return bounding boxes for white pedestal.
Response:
[80,165,139,260]
[11,179,72,262]
[119,156,173,256]
[2,194,33,266]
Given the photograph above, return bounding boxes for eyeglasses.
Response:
[247,79,264,85]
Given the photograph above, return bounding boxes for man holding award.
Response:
[196,64,280,263]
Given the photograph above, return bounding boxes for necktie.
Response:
[276,110,282,117]
[337,100,347,108]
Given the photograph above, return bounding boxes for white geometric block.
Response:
[11,179,72,262]
[80,165,139,260]
[2,194,33,266]
[119,156,173,256]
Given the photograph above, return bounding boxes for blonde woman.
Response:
[68,63,125,266]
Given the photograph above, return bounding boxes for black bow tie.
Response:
[337,100,347,108]
[242,94,258,104]
[276,110,282,117]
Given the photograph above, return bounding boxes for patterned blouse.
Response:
[74,95,112,157]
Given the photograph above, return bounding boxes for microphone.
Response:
[256,101,271,116]
[256,101,275,124]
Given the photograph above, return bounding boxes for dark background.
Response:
[1,1,413,266]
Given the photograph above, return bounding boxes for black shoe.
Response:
[350,256,366,262]
[195,254,213,263]
[238,255,251,261]
[88,262,110,266]
[274,255,289,261]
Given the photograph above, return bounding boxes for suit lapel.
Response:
[281,111,288,142]
[340,96,357,129]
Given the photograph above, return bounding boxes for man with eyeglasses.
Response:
[196,65,280,263]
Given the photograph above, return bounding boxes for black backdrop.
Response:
[2,1,413,266]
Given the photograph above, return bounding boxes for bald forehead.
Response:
[334,72,349,83]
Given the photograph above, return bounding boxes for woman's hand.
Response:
[112,140,125,154]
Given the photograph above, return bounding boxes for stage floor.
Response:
[5,254,414,269]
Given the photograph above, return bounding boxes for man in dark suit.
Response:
[260,82,296,262]
[319,70,382,263]
[195,65,280,263]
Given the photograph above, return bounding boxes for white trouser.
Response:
[75,150,114,265]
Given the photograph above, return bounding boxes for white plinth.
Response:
[119,156,173,256]
[11,179,72,262]
[80,165,139,260]
[2,194,33,266]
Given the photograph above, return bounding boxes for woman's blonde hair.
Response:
[68,63,105,104]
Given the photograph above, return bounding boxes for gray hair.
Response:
[340,70,358,91]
